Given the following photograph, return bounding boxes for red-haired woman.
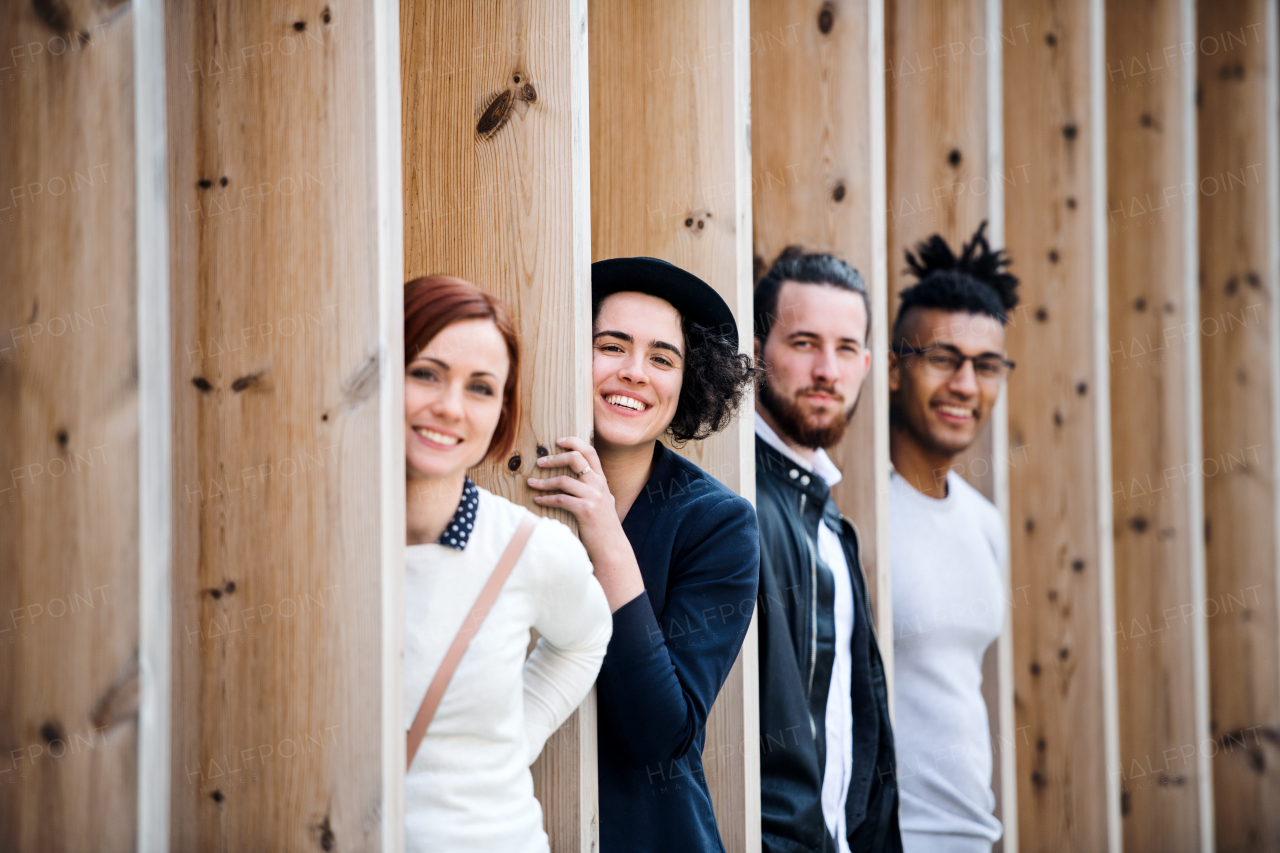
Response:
[402,275,611,852]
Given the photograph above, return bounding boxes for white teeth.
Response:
[415,426,460,445]
[937,405,971,418]
[605,394,647,411]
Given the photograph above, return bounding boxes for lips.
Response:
[933,403,974,422]
[603,392,650,414]
[413,425,462,447]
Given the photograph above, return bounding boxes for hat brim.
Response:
[590,257,739,349]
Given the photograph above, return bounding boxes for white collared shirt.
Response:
[756,413,856,853]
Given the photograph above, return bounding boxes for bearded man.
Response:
[753,248,900,853]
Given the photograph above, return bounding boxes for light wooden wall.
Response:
[0,2,140,851]
[884,0,1018,845]
[588,1,759,848]
[400,1,596,849]
[1002,1,1121,852]
[1105,0,1214,850]
[164,0,403,849]
[749,0,893,661]
[1196,0,1280,849]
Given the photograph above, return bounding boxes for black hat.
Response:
[591,257,739,349]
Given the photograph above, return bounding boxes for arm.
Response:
[597,494,760,768]
[522,522,613,764]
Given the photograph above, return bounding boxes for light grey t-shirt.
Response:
[890,469,1005,852]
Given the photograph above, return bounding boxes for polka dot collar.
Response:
[437,477,479,550]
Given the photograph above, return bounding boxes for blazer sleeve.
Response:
[522,520,613,765]
[597,493,761,768]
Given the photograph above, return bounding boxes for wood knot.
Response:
[831,182,846,202]
[1128,516,1149,533]
[1062,124,1077,141]
[817,2,835,34]
[947,149,961,167]
[231,373,262,392]
[40,721,63,744]
[508,452,522,472]
[477,90,515,137]
[1072,558,1085,573]
[192,377,213,393]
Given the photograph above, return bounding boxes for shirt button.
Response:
[789,469,799,479]
[800,475,811,486]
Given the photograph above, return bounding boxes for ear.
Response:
[753,335,763,363]
[888,350,901,393]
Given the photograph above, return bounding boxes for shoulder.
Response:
[476,486,590,563]
[947,474,1005,547]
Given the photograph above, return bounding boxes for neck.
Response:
[755,403,817,464]
[406,469,465,545]
[597,438,658,522]
[889,424,954,499]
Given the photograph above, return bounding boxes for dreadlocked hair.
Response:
[893,220,1019,336]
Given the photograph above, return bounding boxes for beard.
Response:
[758,369,860,450]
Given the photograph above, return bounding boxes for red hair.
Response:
[405,275,521,464]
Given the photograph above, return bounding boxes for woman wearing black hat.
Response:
[527,257,760,852]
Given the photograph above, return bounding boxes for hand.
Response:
[527,436,645,611]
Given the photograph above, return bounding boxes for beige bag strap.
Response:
[406,512,539,771]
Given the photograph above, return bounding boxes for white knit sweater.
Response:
[405,486,612,852]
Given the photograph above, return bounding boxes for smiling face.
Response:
[405,318,510,481]
[591,291,685,451]
[889,307,1006,457]
[756,280,871,449]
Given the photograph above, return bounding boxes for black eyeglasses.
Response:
[891,344,1016,384]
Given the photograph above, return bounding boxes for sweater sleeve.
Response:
[597,493,761,769]
[522,520,613,765]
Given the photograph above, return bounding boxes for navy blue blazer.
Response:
[597,441,761,852]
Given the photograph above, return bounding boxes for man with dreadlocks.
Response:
[887,221,1018,853]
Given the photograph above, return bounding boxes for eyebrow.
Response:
[594,329,684,359]
[413,355,497,379]
[930,342,1005,359]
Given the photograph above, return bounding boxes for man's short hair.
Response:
[754,247,870,343]
[892,221,1020,339]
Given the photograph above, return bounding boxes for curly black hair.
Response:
[667,316,758,444]
[893,220,1019,337]
[592,298,758,445]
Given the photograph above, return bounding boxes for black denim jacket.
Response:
[755,436,901,853]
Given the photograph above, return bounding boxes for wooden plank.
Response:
[886,0,999,498]
[884,0,1017,844]
[1196,1,1280,849]
[1104,0,1214,848]
[166,0,400,847]
[749,0,893,668]
[0,2,140,850]
[134,0,174,848]
[400,1,596,848]
[1001,0,1121,849]
[588,0,758,848]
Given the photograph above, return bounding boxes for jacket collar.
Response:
[755,434,833,506]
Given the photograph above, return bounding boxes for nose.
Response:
[812,344,840,385]
[428,380,466,420]
[947,358,980,396]
[616,350,648,385]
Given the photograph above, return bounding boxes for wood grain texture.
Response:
[0,1,139,849]
[166,1,394,848]
[1196,1,1280,849]
[1002,0,1120,849]
[401,1,596,849]
[589,0,758,849]
[1105,0,1213,849]
[749,0,894,665]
